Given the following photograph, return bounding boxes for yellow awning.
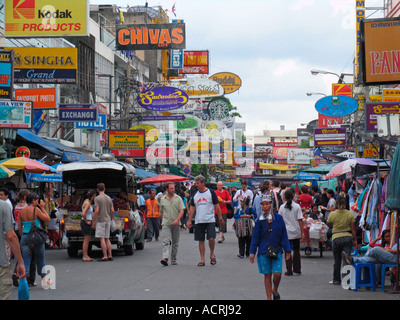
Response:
[259,163,300,171]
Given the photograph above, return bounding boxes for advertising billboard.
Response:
[0,100,33,129]
[314,128,347,146]
[109,130,146,158]
[365,102,400,132]
[116,23,186,50]
[0,50,14,100]
[7,47,78,84]
[360,17,400,85]
[209,72,242,95]
[5,0,88,37]
[15,88,56,109]
[180,50,209,74]
[137,86,188,111]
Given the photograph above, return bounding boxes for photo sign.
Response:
[137,86,188,111]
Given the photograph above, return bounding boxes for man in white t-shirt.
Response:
[233,180,253,207]
[187,175,223,266]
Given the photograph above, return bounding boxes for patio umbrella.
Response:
[139,174,189,185]
[1,157,55,173]
[293,172,323,181]
[384,142,400,293]
[325,158,377,179]
[0,164,15,178]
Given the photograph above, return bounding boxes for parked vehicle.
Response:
[58,161,145,257]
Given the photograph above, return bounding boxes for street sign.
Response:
[315,95,359,117]
[58,103,98,122]
[314,128,347,146]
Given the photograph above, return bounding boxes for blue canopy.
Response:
[16,130,98,162]
[293,172,323,181]
[25,163,62,183]
[135,168,158,179]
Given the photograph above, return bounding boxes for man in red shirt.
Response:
[298,186,313,213]
[214,181,232,243]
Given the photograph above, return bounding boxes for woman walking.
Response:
[279,189,304,276]
[81,190,96,261]
[249,192,291,300]
[234,196,256,258]
[18,192,51,287]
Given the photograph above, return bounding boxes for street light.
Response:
[310,69,353,92]
[306,92,326,97]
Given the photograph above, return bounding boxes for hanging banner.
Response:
[116,23,186,50]
[5,0,89,37]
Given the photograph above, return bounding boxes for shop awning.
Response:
[16,129,99,162]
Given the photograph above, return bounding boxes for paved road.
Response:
[11,219,400,301]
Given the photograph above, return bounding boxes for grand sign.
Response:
[7,47,78,84]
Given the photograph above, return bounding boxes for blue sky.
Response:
[91,0,384,133]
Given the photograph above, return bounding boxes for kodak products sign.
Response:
[5,0,88,37]
[116,23,186,50]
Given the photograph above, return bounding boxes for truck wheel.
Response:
[124,244,134,255]
[135,241,144,250]
[67,246,79,257]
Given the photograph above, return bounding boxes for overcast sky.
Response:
[91,0,384,134]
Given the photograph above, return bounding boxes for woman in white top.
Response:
[81,190,96,262]
[278,189,304,276]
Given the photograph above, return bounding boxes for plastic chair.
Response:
[353,263,376,292]
[381,264,396,292]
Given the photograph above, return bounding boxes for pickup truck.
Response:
[58,161,145,257]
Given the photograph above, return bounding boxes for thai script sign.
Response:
[4,0,88,37]
[137,86,188,111]
[180,50,209,74]
[116,23,185,50]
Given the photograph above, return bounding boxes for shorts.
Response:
[95,221,111,239]
[80,220,93,236]
[257,253,283,275]
[194,223,216,241]
[0,265,12,300]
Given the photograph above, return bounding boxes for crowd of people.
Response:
[1,174,398,300]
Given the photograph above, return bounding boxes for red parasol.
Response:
[139,174,189,185]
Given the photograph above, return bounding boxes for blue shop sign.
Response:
[59,104,98,122]
[315,95,359,117]
[76,114,107,130]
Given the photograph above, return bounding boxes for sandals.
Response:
[210,255,217,265]
[160,258,168,266]
[197,261,205,266]
[82,256,93,262]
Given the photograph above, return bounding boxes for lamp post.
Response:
[310,69,353,93]
[306,92,327,97]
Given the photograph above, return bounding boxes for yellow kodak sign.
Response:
[5,0,88,37]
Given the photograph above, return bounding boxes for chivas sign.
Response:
[116,23,186,50]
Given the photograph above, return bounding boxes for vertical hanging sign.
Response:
[355,1,365,85]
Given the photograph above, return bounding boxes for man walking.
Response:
[159,182,185,266]
[187,175,224,266]
[93,183,115,261]
[0,200,25,300]
[145,190,160,242]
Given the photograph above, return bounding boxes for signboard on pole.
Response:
[108,130,145,158]
[59,103,98,122]
[314,128,347,146]
[0,50,14,99]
